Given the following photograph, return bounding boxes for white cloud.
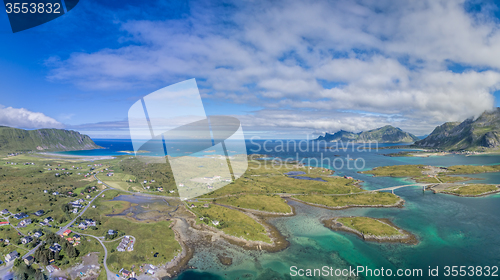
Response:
[46,0,500,136]
[0,105,63,129]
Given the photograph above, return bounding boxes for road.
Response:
[0,242,43,280]
[375,183,429,192]
[0,262,14,280]
[1,173,151,280]
[78,233,120,280]
[53,173,118,279]
[0,214,26,237]
[56,186,109,235]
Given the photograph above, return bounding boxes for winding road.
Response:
[78,233,120,280]
[52,174,116,279]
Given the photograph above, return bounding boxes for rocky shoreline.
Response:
[148,191,406,278]
[322,217,418,245]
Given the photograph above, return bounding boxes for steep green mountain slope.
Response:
[315,125,419,143]
[414,108,500,151]
[0,126,101,152]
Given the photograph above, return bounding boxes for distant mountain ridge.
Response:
[0,126,101,152]
[414,108,500,151]
[315,125,419,143]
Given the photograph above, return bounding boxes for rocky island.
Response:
[322,217,417,244]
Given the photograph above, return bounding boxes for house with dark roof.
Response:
[0,209,9,215]
[49,243,62,252]
[21,236,33,244]
[24,256,34,266]
[5,251,18,262]
[19,219,32,227]
[13,213,28,219]
[34,210,44,216]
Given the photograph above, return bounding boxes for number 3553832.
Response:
[5,2,62,14]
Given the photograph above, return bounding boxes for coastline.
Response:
[287,195,405,210]
[427,184,500,197]
[34,152,116,161]
[322,217,418,245]
[184,205,291,252]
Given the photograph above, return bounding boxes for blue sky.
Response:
[2,0,500,139]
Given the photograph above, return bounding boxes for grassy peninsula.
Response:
[293,192,402,209]
[216,194,291,214]
[431,184,500,197]
[189,203,271,243]
[323,217,417,244]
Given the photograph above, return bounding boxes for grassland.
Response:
[361,165,425,177]
[0,154,109,226]
[441,184,500,196]
[104,220,180,272]
[294,192,401,208]
[69,190,182,273]
[97,172,140,192]
[100,157,178,195]
[412,175,471,183]
[0,226,29,259]
[336,217,403,237]
[445,165,500,174]
[200,161,360,198]
[216,194,291,213]
[0,153,181,276]
[190,203,271,243]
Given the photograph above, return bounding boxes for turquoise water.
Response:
[67,140,500,279]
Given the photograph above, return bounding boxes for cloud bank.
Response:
[47,0,500,136]
[0,105,63,129]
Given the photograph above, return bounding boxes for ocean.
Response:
[56,139,500,279]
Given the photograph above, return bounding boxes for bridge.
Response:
[374,183,430,193]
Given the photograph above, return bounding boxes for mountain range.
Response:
[414,107,500,151]
[0,126,101,152]
[315,125,419,143]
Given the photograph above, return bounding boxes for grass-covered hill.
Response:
[414,108,500,151]
[315,125,419,143]
[0,126,101,152]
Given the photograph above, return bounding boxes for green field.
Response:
[0,226,29,261]
[216,194,291,213]
[412,175,470,183]
[69,190,182,273]
[295,192,400,208]
[0,155,108,226]
[190,203,271,243]
[200,161,360,198]
[337,217,403,237]
[446,165,500,174]
[97,172,141,192]
[104,220,180,272]
[361,165,425,177]
[443,184,499,196]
